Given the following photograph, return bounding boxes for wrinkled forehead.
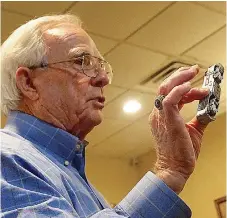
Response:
[43,24,102,62]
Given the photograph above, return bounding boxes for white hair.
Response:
[1,14,82,116]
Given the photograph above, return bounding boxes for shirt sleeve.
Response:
[1,150,191,218]
[115,171,192,218]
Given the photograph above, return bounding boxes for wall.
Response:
[1,112,7,128]
[86,155,139,205]
[179,113,226,218]
[136,149,157,178]
[137,113,226,218]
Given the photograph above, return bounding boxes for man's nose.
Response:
[91,69,110,87]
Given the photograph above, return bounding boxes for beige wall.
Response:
[1,112,7,128]
[137,113,226,218]
[86,155,139,204]
[137,150,157,179]
[180,113,226,218]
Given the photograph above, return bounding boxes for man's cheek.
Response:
[77,99,89,114]
[77,77,90,84]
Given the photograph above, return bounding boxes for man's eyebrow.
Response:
[68,48,90,58]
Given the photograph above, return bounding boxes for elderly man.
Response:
[1,14,209,217]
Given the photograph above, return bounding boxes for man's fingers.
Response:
[180,87,209,104]
[176,87,209,111]
[163,82,191,110]
[159,65,199,95]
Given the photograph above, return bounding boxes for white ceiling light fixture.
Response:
[123,100,141,113]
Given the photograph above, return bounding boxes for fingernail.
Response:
[201,88,210,92]
[191,64,199,68]
[185,81,191,87]
[190,64,199,74]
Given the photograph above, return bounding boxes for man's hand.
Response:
[149,65,210,194]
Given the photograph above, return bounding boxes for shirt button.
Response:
[76,144,81,151]
[64,160,69,166]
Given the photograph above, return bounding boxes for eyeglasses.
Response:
[30,54,113,84]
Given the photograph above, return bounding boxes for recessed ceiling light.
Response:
[123,100,141,113]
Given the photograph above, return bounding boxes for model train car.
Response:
[196,63,224,124]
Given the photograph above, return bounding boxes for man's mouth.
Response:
[96,96,105,103]
[90,96,105,109]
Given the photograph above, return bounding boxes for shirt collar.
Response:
[4,111,89,163]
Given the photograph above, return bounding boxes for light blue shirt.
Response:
[1,111,191,217]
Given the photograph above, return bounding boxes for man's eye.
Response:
[83,56,92,67]
[73,57,83,65]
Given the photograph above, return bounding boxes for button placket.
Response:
[64,160,69,166]
[76,144,81,151]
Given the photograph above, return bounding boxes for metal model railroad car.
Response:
[197,63,224,124]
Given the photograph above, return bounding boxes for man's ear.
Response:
[16,67,39,101]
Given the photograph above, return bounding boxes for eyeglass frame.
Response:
[29,53,113,84]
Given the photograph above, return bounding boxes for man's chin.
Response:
[73,110,103,139]
[93,110,103,126]
[86,109,103,127]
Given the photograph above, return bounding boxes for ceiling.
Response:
[1,1,226,160]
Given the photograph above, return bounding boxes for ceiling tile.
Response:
[1,11,30,42]
[86,118,130,147]
[103,85,126,104]
[195,1,226,14]
[90,115,155,158]
[89,33,119,55]
[90,88,226,159]
[103,90,155,122]
[105,43,168,88]
[184,27,226,67]
[127,2,226,56]
[140,56,210,92]
[2,2,73,17]
[70,1,173,40]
